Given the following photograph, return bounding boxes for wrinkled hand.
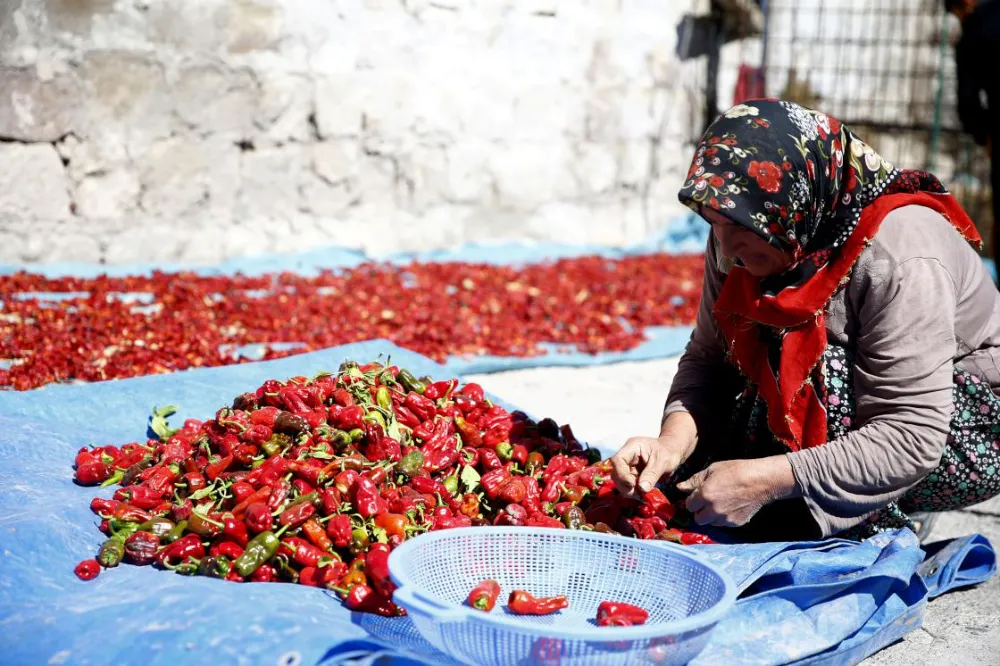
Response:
[610,435,692,497]
[676,458,793,528]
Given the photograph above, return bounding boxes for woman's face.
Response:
[701,207,794,277]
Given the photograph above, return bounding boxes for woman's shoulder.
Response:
[870,204,973,266]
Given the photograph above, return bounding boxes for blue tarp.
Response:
[0,341,994,666]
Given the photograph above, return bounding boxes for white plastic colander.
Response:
[387,526,736,666]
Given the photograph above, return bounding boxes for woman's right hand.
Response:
[610,432,695,497]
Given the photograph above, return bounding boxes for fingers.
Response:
[675,468,709,493]
[635,451,668,494]
[610,440,643,496]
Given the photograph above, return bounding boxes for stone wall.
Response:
[0,0,714,265]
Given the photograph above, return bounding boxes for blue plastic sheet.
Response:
[0,341,995,666]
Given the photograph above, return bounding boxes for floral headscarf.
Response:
[680,99,982,451]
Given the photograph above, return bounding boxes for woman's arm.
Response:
[787,253,956,537]
[611,235,731,495]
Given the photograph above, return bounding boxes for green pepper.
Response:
[164,519,188,544]
[138,517,176,540]
[376,386,393,411]
[495,442,514,462]
[198,555,232,579]
[443,475,459,495]
[109,519,140,540]
[397,370,426,394]
[273,553,299,583]
[363,411,386,428]
[233,530,281,577]
[398,450,424,477]
[98,536,126,567]
[585,447,603,465]
[262,433,293,458]
[348,428,365,442]
[349,527,370,555]
[562,505,586,530]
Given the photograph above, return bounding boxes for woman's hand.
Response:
[676,455,799,527]
[610,412,698,497]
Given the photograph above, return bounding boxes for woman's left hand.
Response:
[675,456,799,527]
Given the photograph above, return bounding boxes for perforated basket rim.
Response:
[387,526,737,642]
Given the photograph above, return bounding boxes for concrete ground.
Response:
[467,359,1000,666]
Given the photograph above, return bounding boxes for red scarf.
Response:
[713,192,982,451]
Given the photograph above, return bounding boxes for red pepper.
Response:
[374,513,408,540]
[327,514,353,549]
[365,548,395,598]
[351,477,388,518]
[74,558,101,581]
[233,485,272,519]
[630,517,657,540]
[511,444,529,467]
[115,484,164,510]
[245,502,273,533]
[494,503,527,526]
[453,415,482,447]
[90,497,120,517]
[210,540,245,560]
[364,432,402,463]
[479,449,503,470]
[543,455,570,481]
[223,516,250,546]
[114,504,151,523]
[251,563,277,582]
[681,532,714,545]
[183,471,207,494]
[585,499,622,527]
[467,579,501,611]
[596,601,649,626]
[144,464,181,496]
[75,461,113,485]
[423,379,456,401]
[541,477,564,503]
[562,484,588,504]
[339,583,406,616]
[267,479,292,512]
[278,497,317,528]
[522,476,542,513]
[404,392,437,421]
[321,487,343,515]
[284,536,331,568]
[393,404,421,429]
[480,467,512,500]
[498,478,527,504]
[482,426,510,448]
[507,590,569,615]
[525,513,564,529]
[431,515,472,530]
[156,534,205,567]
[458,382,485,403]
[329,468,356,494]
[291,478,315,496]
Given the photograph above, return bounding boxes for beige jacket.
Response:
[665,205,1000,537]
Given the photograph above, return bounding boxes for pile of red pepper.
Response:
[73,360,711,616]
[1,253,703,390]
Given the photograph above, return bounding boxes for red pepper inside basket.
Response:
[596,600,649,626]
[467,579,501,611]
[507,590,569,615]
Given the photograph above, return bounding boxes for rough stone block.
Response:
[146,0,226,51]
[174,62,257,139]
[255,72,313,144]
[619,139,652,187]
[355,152,399,206]
[0,66,81,141]
[311,139,359,185]
[225,0,281,54]
[80,50,171,146]
[573,141,618,196]
[301,171,357,217]
[489,143,578,210]
[139,137,240,217]
[75,169,140,219]
[239,145,305,219]
[444,139,492,202]
[314,74,364,138]
[0,142,71,219]
[104,222,187,264]
[397,144,448,210]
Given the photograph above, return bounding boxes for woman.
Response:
[611,99,1000,541]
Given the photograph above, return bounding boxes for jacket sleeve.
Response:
[786,254,955,537]
[663,235,734,433]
